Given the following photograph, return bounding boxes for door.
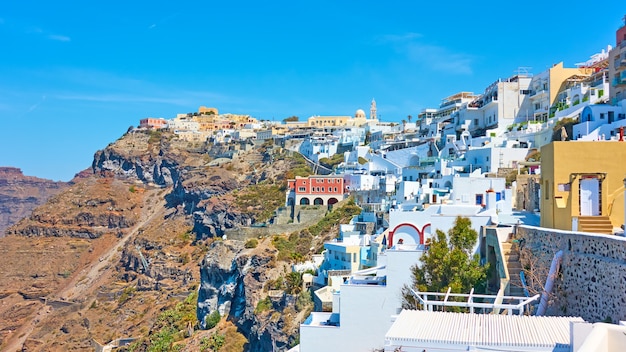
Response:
[580,178,600,216]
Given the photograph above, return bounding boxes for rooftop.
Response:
[386,310,584,351]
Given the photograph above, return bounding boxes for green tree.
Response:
[285,271,303,295]
[401,217,488,309]
[283,116,299,123]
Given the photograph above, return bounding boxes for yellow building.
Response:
[540,141,626,233]
[307,115,352,127]
[198,106,219,115]
[529,63,594,121]
[306,109,372,128]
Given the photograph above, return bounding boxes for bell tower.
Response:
[370,98,377,120]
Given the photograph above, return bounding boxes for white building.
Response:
[573,104,626,140]
[299,135,340,163]
[299,245,426,352]
[384,310,584,352]
[450,75,533,137]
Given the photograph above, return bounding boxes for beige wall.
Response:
[540,141,626,230]
[307,116,352,127]
[548,62,594,106]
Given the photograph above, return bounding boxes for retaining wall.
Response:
[517,225,626,322]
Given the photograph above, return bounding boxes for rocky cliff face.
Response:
[197,240,304,351]
[0,167,69,237]
[92,131,283,240]
[1,130,310,351]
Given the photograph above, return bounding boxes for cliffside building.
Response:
[609,16,626,105]
[287,175,346,206]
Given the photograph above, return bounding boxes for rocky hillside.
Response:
[0,129,348,352]
[0,167,70,237]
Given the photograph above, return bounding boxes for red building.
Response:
[139,118,167,129]
[287,175,346,206]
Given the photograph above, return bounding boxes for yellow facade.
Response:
[198,106,219,115]
[540,141,626,230]
[548,63,594,106]
[307,115,351,127]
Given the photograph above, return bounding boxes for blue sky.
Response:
[0,1,623,181]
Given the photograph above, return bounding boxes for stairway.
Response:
[578,216,613,234]
[502,241,525,297]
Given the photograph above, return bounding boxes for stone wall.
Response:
[516,225,626,322]
[514,174,540,211]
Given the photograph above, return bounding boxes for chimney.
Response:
[485,187,497,211]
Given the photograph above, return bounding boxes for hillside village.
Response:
[2,15,626,352]
[88,17,626,352]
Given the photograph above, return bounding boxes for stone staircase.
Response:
[502,241,525,297]
[577,216,613,234]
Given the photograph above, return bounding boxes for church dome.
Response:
[355,109,366,118]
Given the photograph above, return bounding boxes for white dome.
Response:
[355,109,366,118]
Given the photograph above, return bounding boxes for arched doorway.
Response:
[300,198,310,205]
[313,197,324,205]
[327,198,338,205]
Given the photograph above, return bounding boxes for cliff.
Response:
[0,129,323,352]
[0,167,69,237]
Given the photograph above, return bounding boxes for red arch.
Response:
[388,222,425,248]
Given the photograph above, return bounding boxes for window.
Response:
[475,194,483,205]
[298,187,306,192]
[334,187,338,192]
[353,253,356,263]
[321,187,325,192]
[544,180,549,199]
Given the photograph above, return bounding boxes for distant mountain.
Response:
[0,167,70,237]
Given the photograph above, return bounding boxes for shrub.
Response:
[255,297,273,314]
[118,286,136,304]
[244,238,258,248]
[205,310,221,329]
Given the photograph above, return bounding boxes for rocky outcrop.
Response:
[92,132,273,240]
[0,167,69,237]
[92,147,181,187]
[197,240,298,351]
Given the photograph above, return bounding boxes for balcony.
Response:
[530,89,547,99]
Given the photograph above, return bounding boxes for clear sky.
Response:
[0,1,623,181]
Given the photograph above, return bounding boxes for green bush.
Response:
[245,238,258,248]
[118,286,136,304]
[147,291,198,351]
[255,297,273,314]
[200,333,225,352]
[205,310,221,329]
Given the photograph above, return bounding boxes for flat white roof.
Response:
[386,310,584,350]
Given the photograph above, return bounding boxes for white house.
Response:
[299,245,426,352]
